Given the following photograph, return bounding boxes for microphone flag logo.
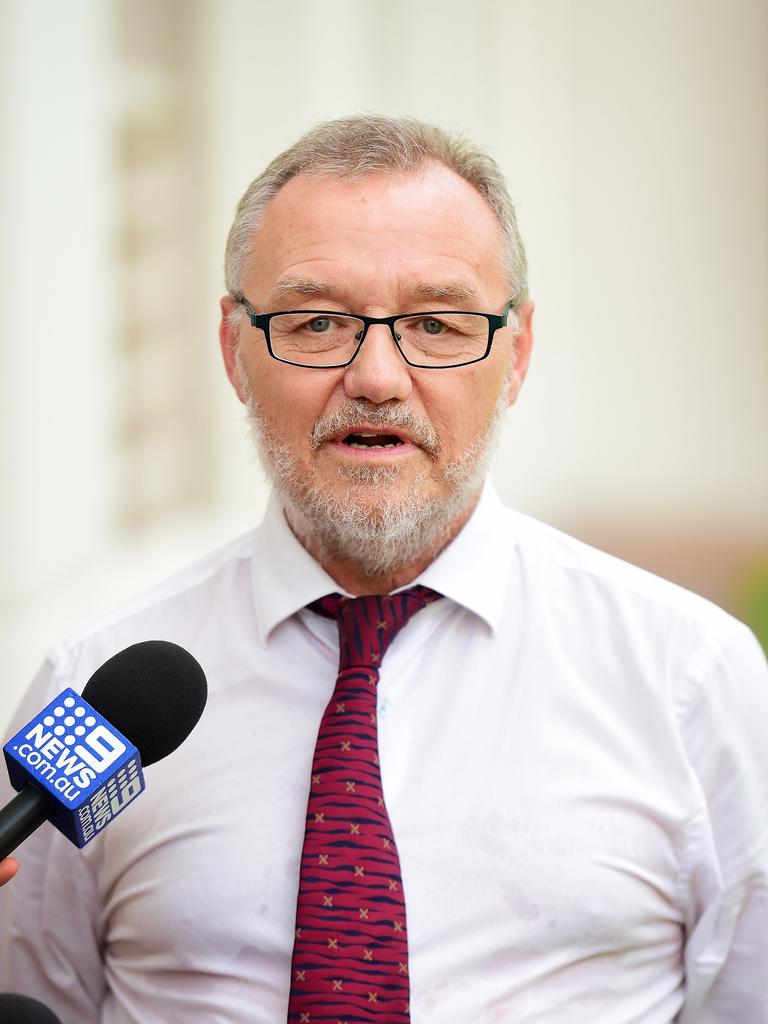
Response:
[3,688,145,847]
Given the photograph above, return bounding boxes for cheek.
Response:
[269,400,314,453]
[254,368,341,448]
[423,371,505,453]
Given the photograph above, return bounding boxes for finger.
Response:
[0,857,19,886]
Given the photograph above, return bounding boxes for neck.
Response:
[284,493,480,596]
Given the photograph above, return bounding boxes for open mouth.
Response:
[341,431,406,450]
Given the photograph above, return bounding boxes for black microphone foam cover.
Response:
[0,993,62,1023]
[81,640,207,767]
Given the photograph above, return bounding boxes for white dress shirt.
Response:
[1,483,766,1024]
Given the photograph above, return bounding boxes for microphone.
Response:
[0,993,62,1022]
[0,641,207,860]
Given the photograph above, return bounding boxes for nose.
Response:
[343,323,413,404]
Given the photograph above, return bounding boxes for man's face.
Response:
[220,163,533,573]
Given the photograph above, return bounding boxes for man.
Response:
[1,116,766,1023]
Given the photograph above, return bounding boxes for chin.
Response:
[329,469,440,513]
[281,470,475,578]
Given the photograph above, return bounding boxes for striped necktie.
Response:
[288,586,441,1023]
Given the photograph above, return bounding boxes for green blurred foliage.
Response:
[735,560,768,655]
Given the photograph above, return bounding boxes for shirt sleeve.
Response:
[676,621,768,1022]
[0,653,106,1024]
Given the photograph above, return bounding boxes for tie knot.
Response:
[310,586,441,671]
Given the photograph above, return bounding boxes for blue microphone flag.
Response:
[3,688,145,847]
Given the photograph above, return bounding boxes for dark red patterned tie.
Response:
[288,587,441,1023]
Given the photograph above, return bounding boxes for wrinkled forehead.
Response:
[244,165,508,307]
[258,162,503,242]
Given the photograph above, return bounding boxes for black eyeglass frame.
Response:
[238,298,512,369]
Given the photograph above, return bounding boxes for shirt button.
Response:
[378,698,393,716]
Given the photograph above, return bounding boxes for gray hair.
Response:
[224,114,528,310]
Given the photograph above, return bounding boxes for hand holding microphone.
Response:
[0,640,207,862]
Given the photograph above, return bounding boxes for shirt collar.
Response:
[250,480,515,643]
[414,480,512,635]
[250,491,342,645]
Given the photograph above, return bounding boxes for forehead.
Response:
[244,164,507,308]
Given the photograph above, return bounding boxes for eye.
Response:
[308,317,331,333]
[420,317,447,335]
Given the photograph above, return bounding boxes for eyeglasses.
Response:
[238,298,512,369]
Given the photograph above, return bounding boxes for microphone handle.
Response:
[0,788,50,860]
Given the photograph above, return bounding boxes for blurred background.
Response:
[1,0,766,727]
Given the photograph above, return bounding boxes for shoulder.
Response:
[504,507,743,646]
[498,508,768,765]
[494,505,766,711]
[43,529,259,697]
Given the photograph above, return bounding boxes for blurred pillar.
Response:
[0,1,117,690]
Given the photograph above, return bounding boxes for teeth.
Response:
[348,442,398,449]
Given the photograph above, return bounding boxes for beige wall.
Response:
[1,0,766,727]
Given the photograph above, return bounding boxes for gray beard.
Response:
[235,354,509,579]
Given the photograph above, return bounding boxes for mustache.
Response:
[310,400,442,457]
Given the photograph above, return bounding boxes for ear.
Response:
[219,295,248,404]
[507,298,534,405]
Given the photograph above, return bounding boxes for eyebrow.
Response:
[410,281,483,307]
[270,277,341,302]
[270,276,485,310]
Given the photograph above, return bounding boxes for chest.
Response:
[94,626,694,1020]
